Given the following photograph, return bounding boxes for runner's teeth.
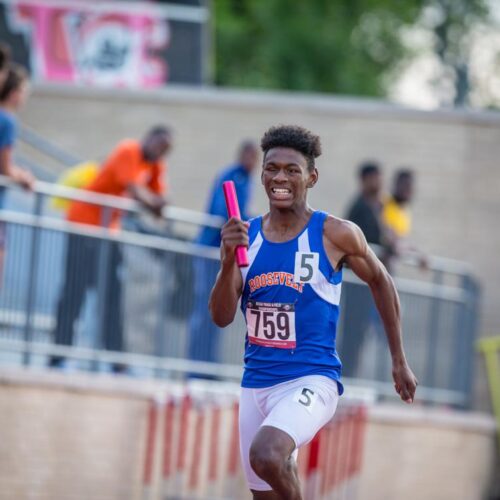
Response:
[272,188,290,194]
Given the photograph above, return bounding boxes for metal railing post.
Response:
[374,309,388,383]
[94,207,113,370]
[22,192,44,365]
[458,276,481,408]
[154,251,172,361]
[425,270,443,389]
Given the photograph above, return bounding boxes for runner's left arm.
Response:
[327,220,418,403]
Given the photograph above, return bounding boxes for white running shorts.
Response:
[239,375,339,491]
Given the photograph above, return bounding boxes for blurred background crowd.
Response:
[0,1,499,499]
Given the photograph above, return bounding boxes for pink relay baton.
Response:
[222,181,249,267]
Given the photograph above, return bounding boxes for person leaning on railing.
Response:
[0,63,35,193]
[0,61,35,281]
[49,126,172,373]
[381,169,428,274]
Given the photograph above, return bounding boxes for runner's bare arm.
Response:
[209,217,246,327]
[324,217,418,403]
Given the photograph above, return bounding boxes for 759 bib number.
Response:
[246,300,296,349]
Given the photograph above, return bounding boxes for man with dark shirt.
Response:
[345,162,383,245]
[342,162,384,377]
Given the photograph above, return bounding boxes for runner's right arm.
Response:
[209,217,247,327]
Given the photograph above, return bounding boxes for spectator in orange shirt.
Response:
[50,126,172,372]
[67,127,169,227]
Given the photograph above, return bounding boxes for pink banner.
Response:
[7,1,169,88]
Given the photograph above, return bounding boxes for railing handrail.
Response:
[0,338,467,406]
[0,175,475,277]
[0,208,472,303]
[345,268,469,303]
[18,126,81,167]
[0,175,225,229]
[369,243,473,277]
[0,209,220,259]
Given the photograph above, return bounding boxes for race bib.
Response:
[294,252,320,284]
[246,300,296,349]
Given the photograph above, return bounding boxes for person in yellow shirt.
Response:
[382,169,427,273]
[382,169,413,238]
[50,161,99,212]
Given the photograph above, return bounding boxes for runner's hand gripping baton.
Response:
[222,180,249,267]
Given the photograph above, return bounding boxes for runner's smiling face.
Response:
[261,147,318,209]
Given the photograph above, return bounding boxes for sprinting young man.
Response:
[209,125,418,499]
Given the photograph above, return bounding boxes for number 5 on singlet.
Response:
[294,252,320,284]
[246,300,296,349]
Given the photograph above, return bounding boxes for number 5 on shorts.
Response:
[294,387,317,413]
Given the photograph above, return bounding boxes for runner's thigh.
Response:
[239,388,273,491]
[262,375,339,448]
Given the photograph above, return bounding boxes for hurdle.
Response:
[141,385,368,500]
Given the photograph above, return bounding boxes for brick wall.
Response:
[0,370,150,500]
[19,85,500,338]
[358,405,497,500]
[0,369,496,500]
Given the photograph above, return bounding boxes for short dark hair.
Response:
[146,125,171,138]
[0,63,28,102]
[239,139,257,154]
[0,43,11,72]
[359,162,380,179]
[394,169,413,184]
[261,125,321,171]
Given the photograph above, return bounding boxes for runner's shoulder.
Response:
[323,215,366,255]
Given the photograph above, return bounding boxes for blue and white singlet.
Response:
[240,210,344,394]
